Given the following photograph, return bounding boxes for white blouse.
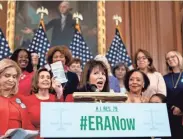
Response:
[142,72,167,98]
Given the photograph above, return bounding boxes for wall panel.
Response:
[0,1,182,74]
[0,1,7,35]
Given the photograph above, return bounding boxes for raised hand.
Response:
[52,77,63,99]
[172,106,182,116]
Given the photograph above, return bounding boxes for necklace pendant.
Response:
[174,84,178,89]
[172,72,182,89]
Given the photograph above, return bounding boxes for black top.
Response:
[45,13,75,46]
[62,71,79,100]
[164,72,183,139]
[164,72,183,111]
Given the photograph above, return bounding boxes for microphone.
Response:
[88,84,100,92]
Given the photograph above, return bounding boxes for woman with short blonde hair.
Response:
[164,50,183,139]
[0,59,35,135]
[0,59,21,96]
[165,50,183,72]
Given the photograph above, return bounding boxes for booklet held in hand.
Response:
[50,61,68,84]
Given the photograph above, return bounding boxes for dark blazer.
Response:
[62,71,79,100]
[45,13,75,46]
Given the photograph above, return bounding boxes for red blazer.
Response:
[23,94,63,131]
[18,71,34,96]
[65,94,74,102]
[0,95,35,135]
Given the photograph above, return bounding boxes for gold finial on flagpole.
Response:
[73,12,83,25]
[36,6,49,20]
[113,15,122,26]
[0,3,3,10]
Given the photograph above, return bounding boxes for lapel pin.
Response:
[20,103,26,109]
[16,98,21,104]
[181,78,183,83]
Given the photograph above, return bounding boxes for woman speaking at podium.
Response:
[65,60,110,102]
[65,61,152,139]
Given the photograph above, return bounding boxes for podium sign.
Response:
[40,103,171,138]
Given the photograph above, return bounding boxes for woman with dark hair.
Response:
[65,60,110,102]
[94,55,120,93]
[10,48,34,96]
[149,93,167,139]
[134,49,166,98]
[149,93,166,103]
[46,45,79,100]
[113,62,129,94]
[23,68,63,133]
[68,58,82,81]
[80,60,109,92]
[164,50,183,139]
[124,69,150,103]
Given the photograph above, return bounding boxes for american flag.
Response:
[27,20,51,67]
[0,28,12,60]
[106,28,133,69]
[69,25,93,67]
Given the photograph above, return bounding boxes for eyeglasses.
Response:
[166,55,176,61]
[137,56,147,61]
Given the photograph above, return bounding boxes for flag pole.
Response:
[29,6,49,70]
[73,12,83,33]
[113,15,123,40]
[106,14,133,69]
[70,12,93,67]
[36,6,48,32]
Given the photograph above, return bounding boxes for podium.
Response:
[41,103,171,138]
[73,92,128,102]
[40,92,171,138]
